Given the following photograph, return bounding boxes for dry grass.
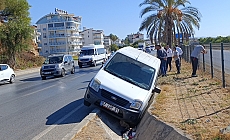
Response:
[151,60,230,140]
[72,116,111,140]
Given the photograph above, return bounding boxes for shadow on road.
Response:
[45,98,94,125]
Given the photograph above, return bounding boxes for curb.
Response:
[62,108,100,140]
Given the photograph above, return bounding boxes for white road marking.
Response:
[32,104,84,140]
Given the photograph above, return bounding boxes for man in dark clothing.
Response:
[191,45,207,77]
[156,45,167,77]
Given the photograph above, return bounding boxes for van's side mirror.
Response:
[152,87,161,93]
[64,61,68,64]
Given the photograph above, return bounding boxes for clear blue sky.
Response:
[28,0,230,39]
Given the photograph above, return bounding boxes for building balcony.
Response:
[66,34,82,38]
[50,49,67,54]
[49,34,66,38]
[49,42,66,46]
[48,27,65,30]
[68,41,82,46]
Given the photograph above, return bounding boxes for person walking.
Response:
[172,47,180,74]
[175,44,183,65]
[156,44,167,77]
[191,44,207,77]
[165,45,173,72]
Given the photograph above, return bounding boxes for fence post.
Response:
[210,43,214,78]
[202,53,205,72]
[221,42,225,88]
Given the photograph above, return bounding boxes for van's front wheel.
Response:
[93,61,96,67]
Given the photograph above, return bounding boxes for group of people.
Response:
[156,44,206,77]
[156,44,183,77]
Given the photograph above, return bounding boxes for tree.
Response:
[110,44,119,51]
[109,34,118,44]
[139,0,201,47]
[0,0,32,68]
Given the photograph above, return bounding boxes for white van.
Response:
[84,47,161,126]
[78,44,107,68]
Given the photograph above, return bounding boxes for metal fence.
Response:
[181,43,230,88]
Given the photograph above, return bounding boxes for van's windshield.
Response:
[44,56,63,64]
[80,49,94,55]
[104,53,155,90]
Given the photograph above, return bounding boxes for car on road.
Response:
[84,47,161,126]
[145,46,152,53]
[0,64,15,83]
[40,54,75,80]
[78,44,107,68]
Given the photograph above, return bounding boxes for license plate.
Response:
[100,101,119,114]
[82,63,87,65]
[44,72,51,74]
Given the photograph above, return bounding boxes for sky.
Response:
[28,0,230,39]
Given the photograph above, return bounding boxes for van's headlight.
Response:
[130,99,143,110]
[90,78,101,92]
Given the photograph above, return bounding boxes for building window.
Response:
[43,28,46,31]
[54,23,64,27]
[48,24,53,28]
[44,43,47,45]
[43,33,46,38]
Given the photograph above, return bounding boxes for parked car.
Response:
[40,54,75,80]
[84,47,161,126]
[0,64,15,83]
[145,46,151,53]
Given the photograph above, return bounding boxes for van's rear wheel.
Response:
[71,66,75,74]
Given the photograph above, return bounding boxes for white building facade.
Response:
[103,35,111,47]
[36,8,82,56]
[127,32,144,43]
[80,27,104,46]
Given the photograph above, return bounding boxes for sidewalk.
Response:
[15,67,40,76]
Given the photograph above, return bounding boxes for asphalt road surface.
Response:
[0,65,101,140]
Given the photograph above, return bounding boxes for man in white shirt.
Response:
[165,45,173,72]
[175,44,183,65]
[191,44,207,77]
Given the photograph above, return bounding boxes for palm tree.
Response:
[139,0,201,47]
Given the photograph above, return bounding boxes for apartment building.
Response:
[36,8,82,56]
[103,35,111,47]
[127,32,144,43]
[80,27,104,46]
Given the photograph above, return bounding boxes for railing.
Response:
[49,42,66,45]
[181,43,230,88]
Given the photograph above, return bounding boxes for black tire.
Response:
[41,76,46,80]
[84,100,91,106]
[71,66,75,74]
[79,65,82,68]
[61,69,65,77]
[9,74,15,83]
[93,61,96,67]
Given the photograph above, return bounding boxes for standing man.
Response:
[156,44,167,77]
[172,47,180,74]
[176,44,183,65]
[191,44,207,77]
[165,45,173,72]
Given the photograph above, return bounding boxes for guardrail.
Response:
[181,43,230,88]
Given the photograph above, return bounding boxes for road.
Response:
[200,49,230,74]
[0,65,101,140]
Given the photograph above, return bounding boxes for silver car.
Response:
[40,54,75,80]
